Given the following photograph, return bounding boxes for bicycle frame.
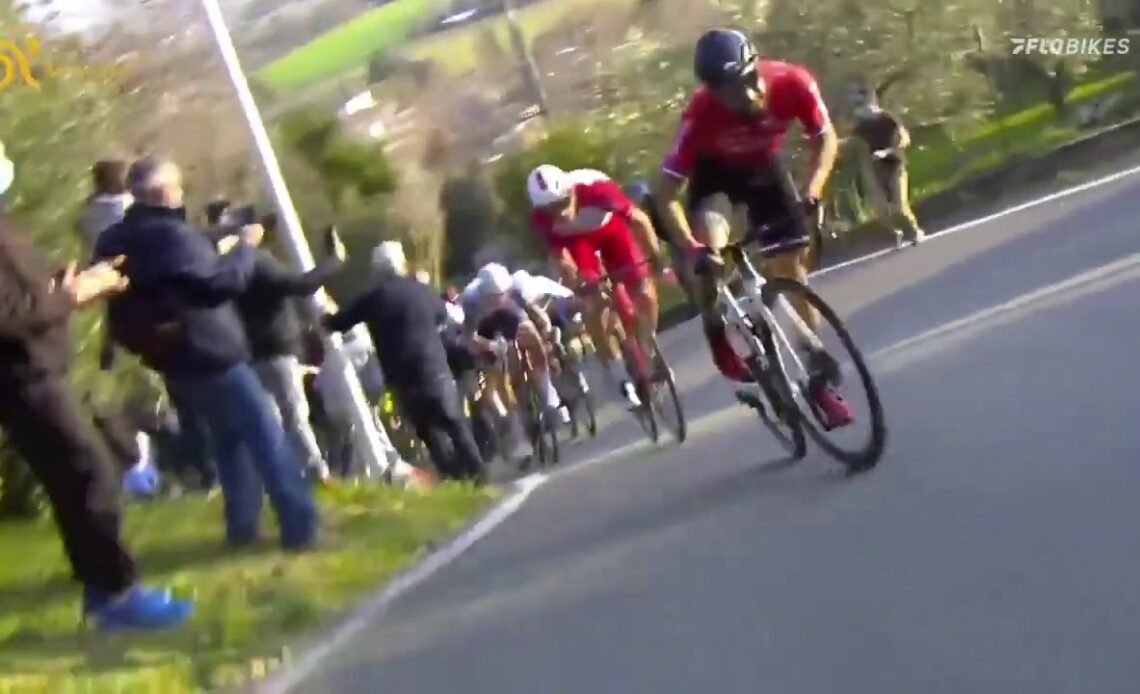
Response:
[717,239,817,383]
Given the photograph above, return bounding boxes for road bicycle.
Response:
[576,261,687,444]
[712,225,887,470]
[489,336,560,468]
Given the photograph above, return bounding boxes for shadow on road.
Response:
[471,451,864,586]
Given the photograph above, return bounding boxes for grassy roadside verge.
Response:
[0,482,496,691]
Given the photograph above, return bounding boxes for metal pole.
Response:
[503,0,550,116]
[198,0,407,480]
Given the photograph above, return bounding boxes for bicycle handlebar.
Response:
[570,258,656,295]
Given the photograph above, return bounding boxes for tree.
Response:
[440,163,498,279]
[275,106,399,214]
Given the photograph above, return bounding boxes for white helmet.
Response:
[372,240,407,276]
[526,164,572,208]
[476,262,512,294]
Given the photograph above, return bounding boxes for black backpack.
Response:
[106,285,185,368]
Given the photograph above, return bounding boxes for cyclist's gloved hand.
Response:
[802,196,821,215]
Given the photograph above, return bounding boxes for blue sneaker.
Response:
[85,586,193,630]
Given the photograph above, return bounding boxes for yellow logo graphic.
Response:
[0,36,136,90]
[0,37,41,89]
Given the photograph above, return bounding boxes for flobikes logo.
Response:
[0,36,137,90]
[1010,37,1131,56]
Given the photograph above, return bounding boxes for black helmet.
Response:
[693,29,758,87]
[623,180,651,204]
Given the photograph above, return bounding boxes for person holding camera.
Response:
[95,157,317,551]
[212,203,346,482]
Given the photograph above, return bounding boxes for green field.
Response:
[258,0,450,93]
[257,0,635,95]
[0,482,495,691]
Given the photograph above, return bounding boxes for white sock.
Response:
[538,370,560,409]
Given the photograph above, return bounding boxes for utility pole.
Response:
[199,0,409,482]
[503,0,550,118]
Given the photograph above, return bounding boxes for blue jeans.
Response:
[166,363,317,547]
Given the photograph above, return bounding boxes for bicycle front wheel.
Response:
[645,337,686,443]
[526,385,560,467]
[744,318,807,460]
[763,277,887,471]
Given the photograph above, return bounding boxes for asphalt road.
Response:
[289,167,1140,694]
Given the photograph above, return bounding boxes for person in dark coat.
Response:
[95,157,317,549]
[322,240,486,483]
[0,143,192,629]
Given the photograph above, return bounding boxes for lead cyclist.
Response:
[651,28,854,428]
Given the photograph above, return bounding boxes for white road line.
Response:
[870,249,1140,368]
[259,473,548,694]
[814,162,1140,278]
[264,161,1140,689]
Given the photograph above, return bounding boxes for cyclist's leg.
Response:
[597,221,659,337]
[748,168,820,345]
[562,232,636,400]
[749,173,854,426]
[687,165,754,382]
[515,318,566,420]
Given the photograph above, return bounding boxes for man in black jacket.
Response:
[95,157,317,549]
[217,208,345,481]
[323,240,486,483]
[0,146,192,629]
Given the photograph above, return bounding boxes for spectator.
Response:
[850,88,925,247]
[0,144,192,629]
[221,209,346,482]
[77,160,133,247]
[311,298,385,477]
[95,156,317,549]
[323,240,486,483]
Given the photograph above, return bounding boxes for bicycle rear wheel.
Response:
[763,277,887,471]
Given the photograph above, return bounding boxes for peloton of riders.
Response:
[352,27,857,477]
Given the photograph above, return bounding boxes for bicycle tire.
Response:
[746,317,808,460]
[645,336,686,443]
[621,338,659,443]
[582,388,598,437]
[526,383,560,467]
[764,277,887,471]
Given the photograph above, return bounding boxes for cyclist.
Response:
[526,165,662,409]
[462,262,571,428]
[651,28,853,428]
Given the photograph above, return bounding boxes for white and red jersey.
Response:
[530,169,636,241]
[661,60,831,179]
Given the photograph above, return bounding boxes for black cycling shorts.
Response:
[686,158,808,257]
[476,305,525,341]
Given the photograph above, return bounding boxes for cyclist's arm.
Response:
[655,109,703,252]
[651,172,700,252]
[793,68,839,201]
[626,206,661,259]
[804,124,840,201]
[550,248,577,285]
[461,303,493,353]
